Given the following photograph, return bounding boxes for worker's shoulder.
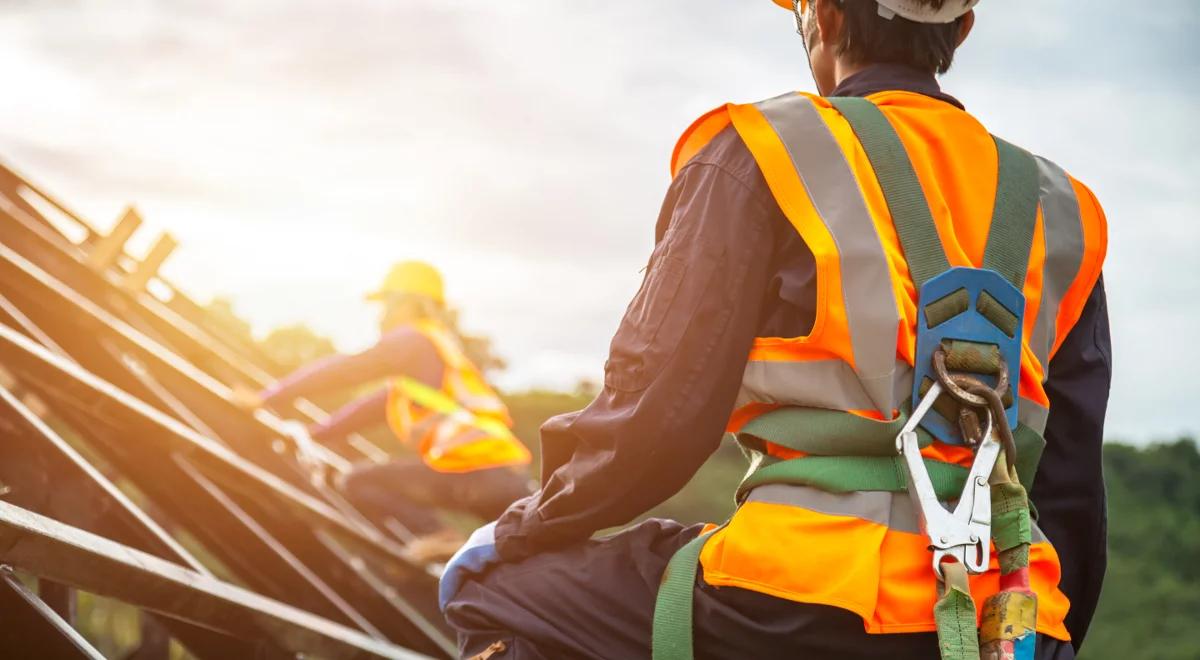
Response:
[377,325,438,355]
[675,124,771,199]
[1026,148,1108,223]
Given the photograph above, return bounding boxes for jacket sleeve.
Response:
[495,140,785,562]
[309,387,390,442]
[259,328,439,406]
[1031,277,1112,651]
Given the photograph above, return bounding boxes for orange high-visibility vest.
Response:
[385,319,531,474]
[671,91,1107,640]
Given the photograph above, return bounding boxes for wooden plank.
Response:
[0,502,428,660]
[85,206,142,272]
[123,232,177,293]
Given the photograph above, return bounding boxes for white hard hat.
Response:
[875,0,980,24]
[773,0,979,25]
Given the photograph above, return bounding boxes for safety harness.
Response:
[652,97,1042,660]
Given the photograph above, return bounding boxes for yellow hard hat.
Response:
[366,261,445,304]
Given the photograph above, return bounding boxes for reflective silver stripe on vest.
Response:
[1029,156,1085,378]
[742,94,900,414]
[1018,397,1050,435]
[736,359,913,412]
[746,483,1048,543]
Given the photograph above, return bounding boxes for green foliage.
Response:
[1081,438,1200,660]
[259,324,337,375]
[201,296,255,346]
[642,440,744,525]
[75,590,141,657]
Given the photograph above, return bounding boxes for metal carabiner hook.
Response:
[897,381,1002,580]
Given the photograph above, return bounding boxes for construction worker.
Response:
[439,2,1110,659]
[242,261,532,537]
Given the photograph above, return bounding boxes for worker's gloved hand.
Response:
[437,521,499,611]
[278,420,328,488]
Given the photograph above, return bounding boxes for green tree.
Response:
[1082,438,1200,660]
[259,324,337,375]
[201,296,254,346]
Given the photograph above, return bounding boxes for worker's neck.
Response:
[831,59,870,91]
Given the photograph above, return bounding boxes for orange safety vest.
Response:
[671,92,1107,640]
[385,319,531,474]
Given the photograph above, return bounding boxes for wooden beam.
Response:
[123,232,177,294]
[0,502,427,660]
[85,206,142,272]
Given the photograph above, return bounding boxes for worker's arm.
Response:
[259,328,441,406]
[494,132,785,562]
[1031,277,1112,651]
[309,387,390,442]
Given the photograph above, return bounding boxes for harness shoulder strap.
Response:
[831,98,1041,291]
[828,96,949,288]
[983,137,1040,288]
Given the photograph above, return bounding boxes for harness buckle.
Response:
[912,267,1025,446]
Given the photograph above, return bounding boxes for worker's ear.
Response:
[956,10,975,47]
[813,0,846,50]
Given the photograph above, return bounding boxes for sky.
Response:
[0,0,1195,443]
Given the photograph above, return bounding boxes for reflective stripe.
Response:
[737,358,913,412]
[1018,397,1049,435]
[756,95,901,413]
[447,375,506,412]
[1030,157,1084,375]
[738,361,1046,434]
[745,483,1048,542]
[748,484,902,527]
[386,319,526,471]
[426,422,484,460]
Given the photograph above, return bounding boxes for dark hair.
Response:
[827,0,969,74]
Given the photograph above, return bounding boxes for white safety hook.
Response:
[896,380,1001,579]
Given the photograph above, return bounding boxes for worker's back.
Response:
[386,318,531,473]
[664,86,1106,645]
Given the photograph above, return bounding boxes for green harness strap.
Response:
[737,403,932,457]
[936,561,981,660]
[738,405,1045,493]
[831,98,1041,291]
[652,528,718,660]
[829,97,949,288]
[983,138,1041,289]
[739,453,967,501]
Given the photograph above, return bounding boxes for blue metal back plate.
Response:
[912,267,1025,445]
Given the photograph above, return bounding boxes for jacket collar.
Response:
[829,63,963,110]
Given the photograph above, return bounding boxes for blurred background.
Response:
[0,1,1196,658]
